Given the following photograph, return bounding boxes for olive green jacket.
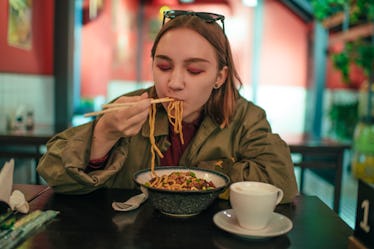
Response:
[37,90,298,203]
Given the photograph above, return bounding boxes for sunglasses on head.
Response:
[162,10,225,33]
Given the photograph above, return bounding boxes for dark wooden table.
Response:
[0,126,54,184]
[285,134,351,213]
[11,184,353,249]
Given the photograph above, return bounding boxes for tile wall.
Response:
[0,73,54,131]
[240,85,307,136]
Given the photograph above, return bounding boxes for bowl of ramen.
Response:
[133,166,230,217]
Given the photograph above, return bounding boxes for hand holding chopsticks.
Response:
[84,97,174,117]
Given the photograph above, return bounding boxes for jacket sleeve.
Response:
[233,105,299,203]
[197,103,298,203]
[36,122,129,194]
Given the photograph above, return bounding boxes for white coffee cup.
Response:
[229,181,284,230]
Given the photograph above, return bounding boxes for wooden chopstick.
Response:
[84,97,174,117]
[102,97,174,109]
[84,107,130,117]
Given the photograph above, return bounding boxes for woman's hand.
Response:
[90,92,151,159]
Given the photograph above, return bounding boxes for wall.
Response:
[81,0,310,135]
[0,0,312,135]
[80,0,140,98]
[0,0,54,74]
[260,1,308,87]
[0,73,54,128]
[257,1,309,135]
[0,0,55,129]
[326,42,366,90]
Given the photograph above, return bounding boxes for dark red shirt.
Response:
[160,118,201,166]
[85,153,109,172]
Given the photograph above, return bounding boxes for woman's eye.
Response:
[188,68,204,75]
[157,64,172,71]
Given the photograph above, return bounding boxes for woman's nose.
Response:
[168,69,185,90]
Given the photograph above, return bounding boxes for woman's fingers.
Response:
[100,93,152,138]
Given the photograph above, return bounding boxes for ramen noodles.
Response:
[149,100,184,176]
[146,171,216,191]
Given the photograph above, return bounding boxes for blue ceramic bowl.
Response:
[133,166,230,217]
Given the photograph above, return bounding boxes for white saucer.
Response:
[160,210,200,218]
[213,209,293,239]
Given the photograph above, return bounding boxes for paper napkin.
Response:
[0,159,29,214]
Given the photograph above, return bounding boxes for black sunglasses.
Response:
[162,10,225,33]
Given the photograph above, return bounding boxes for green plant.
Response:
[311,0,374,83]
[350,41,374,77]
[311,0,346,21]
[312,0,374,23]
[312,0,374,119]
[312,0,374,142]
[331,51,350,83]
[329,100,359,140]
[331,41,374,84]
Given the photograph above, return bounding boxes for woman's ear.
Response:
[215,66,228,88]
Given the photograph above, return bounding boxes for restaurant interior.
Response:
[0,0,373,236]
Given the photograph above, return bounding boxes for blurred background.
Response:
[1,0,372,139]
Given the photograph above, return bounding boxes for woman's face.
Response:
[152,28,227,123]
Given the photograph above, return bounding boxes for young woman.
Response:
[37,10,298,203]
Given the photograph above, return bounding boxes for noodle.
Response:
[167,101,184,144]
[149,103,164,176]
[146,171,216,191]
[149,100,184,176]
